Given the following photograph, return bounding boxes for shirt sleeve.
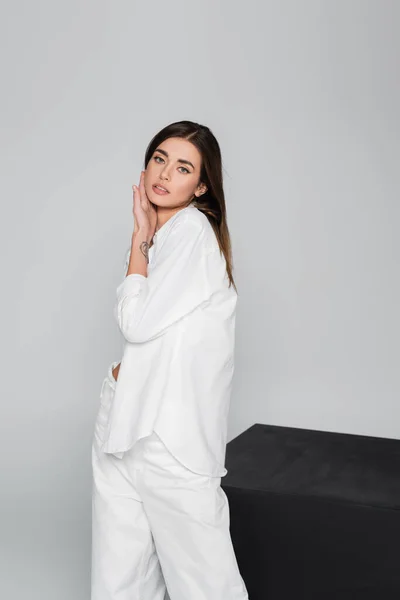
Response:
[122,246,131,277]
[114,218,226,343]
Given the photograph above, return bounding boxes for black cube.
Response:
[222,423,400,599]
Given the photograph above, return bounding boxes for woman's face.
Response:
[144,137,207,209]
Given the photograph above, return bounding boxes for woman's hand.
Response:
[112,362,120,382]
[132,171,157,240]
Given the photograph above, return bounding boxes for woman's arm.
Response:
[111,173,156,380]
[127,230,153,277]
[114,217,226,344]
[127,171,156,276]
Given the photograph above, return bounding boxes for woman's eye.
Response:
[154,156,189,174]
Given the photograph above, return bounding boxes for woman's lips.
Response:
[152,184,170,195]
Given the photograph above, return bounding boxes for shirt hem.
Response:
[101,428,228,478]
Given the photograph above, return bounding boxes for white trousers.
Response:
[91,364,249,600]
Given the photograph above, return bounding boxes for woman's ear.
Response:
[196,183,208,197]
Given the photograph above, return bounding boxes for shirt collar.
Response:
[152,203,196,247]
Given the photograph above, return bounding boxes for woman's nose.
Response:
[160,167,172,180]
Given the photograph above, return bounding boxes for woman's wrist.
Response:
[132,229,152,245]
[127,231,152,276]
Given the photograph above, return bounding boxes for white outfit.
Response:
[92,364,249,599]
[101,204,237,477]
[92,204,248,599]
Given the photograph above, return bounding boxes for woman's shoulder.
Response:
[172,204,206,229]
[172,205,218,251]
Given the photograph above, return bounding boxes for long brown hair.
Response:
[143,120,237,293]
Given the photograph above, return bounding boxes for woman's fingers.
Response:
[132,184,138,215]
[139,171,150,210]
[132,173,154,235]
[132,183,143,231]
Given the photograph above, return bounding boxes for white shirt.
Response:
[101,204,237,477]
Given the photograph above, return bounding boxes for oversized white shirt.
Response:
[101,204,237,477]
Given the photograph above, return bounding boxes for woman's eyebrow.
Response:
[155,147,195,170]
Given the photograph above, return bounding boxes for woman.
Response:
[91,120,249,599]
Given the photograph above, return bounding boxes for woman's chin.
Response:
[148,188,166,204]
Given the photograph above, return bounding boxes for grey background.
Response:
[1,1,399,598]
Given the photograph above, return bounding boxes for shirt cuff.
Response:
[116,273,148,297]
